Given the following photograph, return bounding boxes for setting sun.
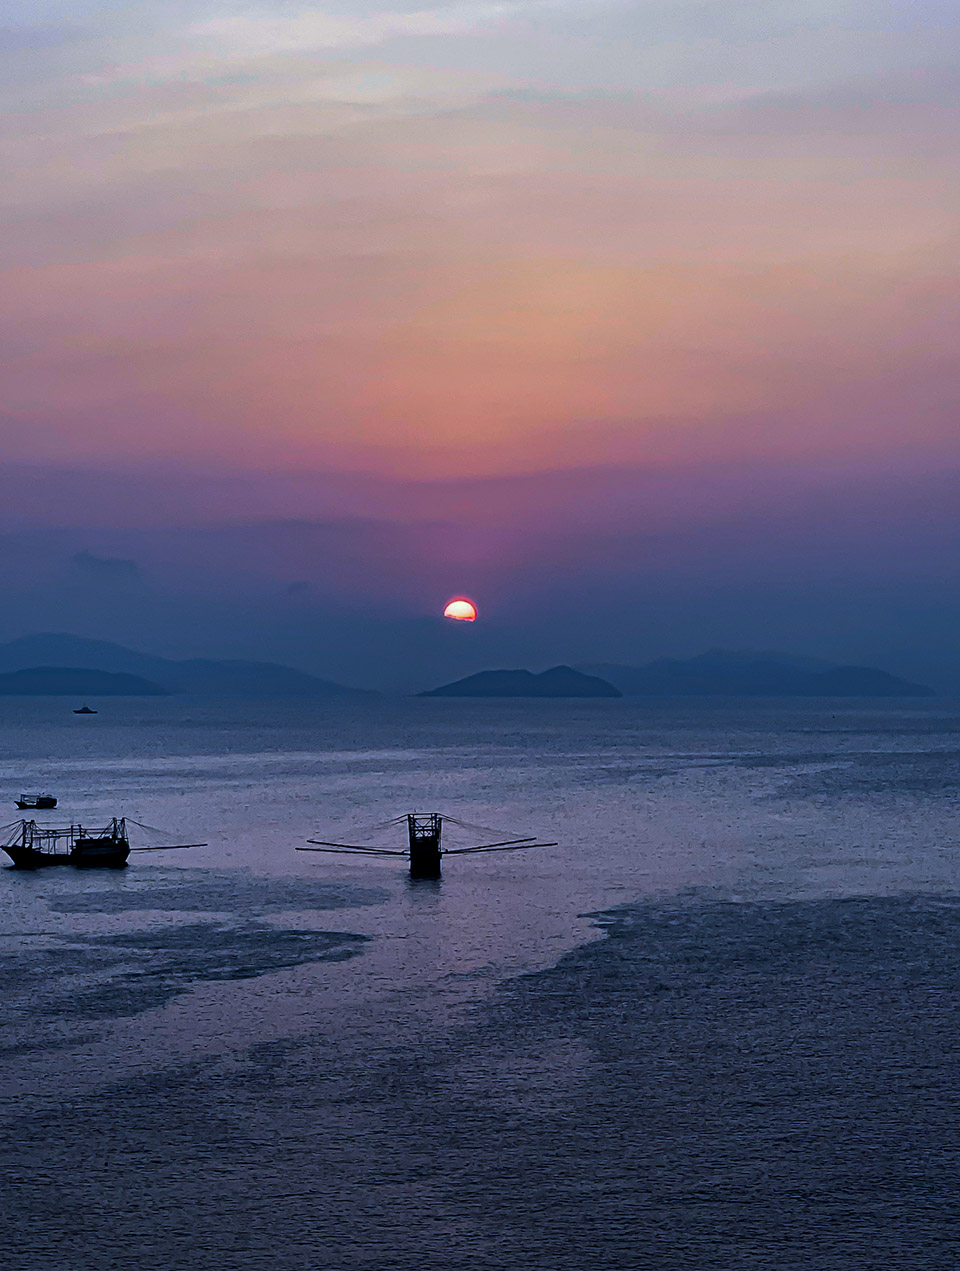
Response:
[443,598,477,622]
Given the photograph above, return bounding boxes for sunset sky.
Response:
[2,2,959,688]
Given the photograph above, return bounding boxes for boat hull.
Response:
[3,840,129,869]
[73,838,130,868]
[3,844,70,868]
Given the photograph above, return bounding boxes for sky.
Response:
[1,2,959,689]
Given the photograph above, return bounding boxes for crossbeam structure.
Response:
[297,813,556,877]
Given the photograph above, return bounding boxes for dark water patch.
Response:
[0,922,369,1056]
[770,750,960,800]
[582,746,958,790]
[60,923,368,1020]
[45,868,389,916]
[455,895,960,1267]
[2,895,959,1268]
[736,749,849,769]
[0,1030,103,1059]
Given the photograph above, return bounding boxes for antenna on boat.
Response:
[298,812,556,879]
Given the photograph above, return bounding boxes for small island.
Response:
[421,665,622,698]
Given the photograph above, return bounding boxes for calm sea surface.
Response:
[1,697,959,1268]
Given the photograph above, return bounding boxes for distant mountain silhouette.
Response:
[422,665,621,698]
[580,650,934,697]
[0,634,368,698]
[0,666,167,696]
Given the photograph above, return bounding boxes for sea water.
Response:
[1,697,958,1268]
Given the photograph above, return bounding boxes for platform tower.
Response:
[407,812,443,878]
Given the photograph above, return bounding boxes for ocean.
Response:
[1,696,959,1268]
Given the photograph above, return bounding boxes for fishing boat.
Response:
[298,812,557,879]
[73,705,97,715]
[3,818,131,868]
[1,817,206,869]
[15,794,57,810]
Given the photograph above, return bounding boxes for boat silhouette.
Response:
[73,705,97,714]
[15,794,57,810]
[4,818,131,868]
[2,817,206,869]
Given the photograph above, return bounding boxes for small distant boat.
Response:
[1,817,207,869]
[73,705,98,715]
[15,794,57,810]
